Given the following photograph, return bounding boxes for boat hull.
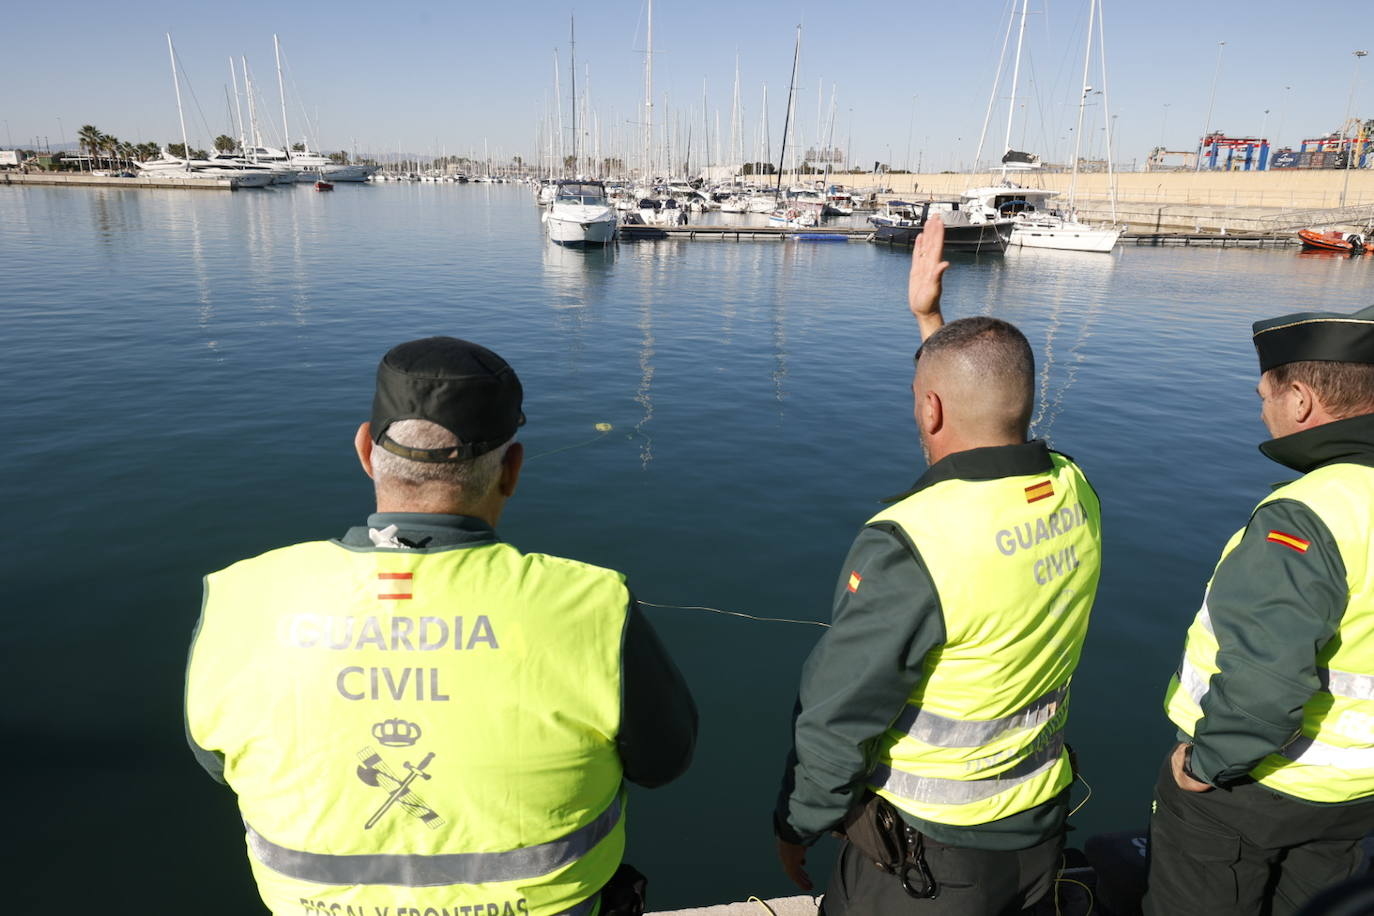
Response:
[1297,228,1369,253]
[546,213,617,247]
[873,221,1011,253]
[321,164,377,183]
[1012,224,1120,252]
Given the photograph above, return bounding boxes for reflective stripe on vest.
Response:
[246,793,624,887]
[1164,461,1374,803]
[1182,659,1374,709]
[863,451,1101,826]
[892,684,1068,749]
[1279,735,1374,769]
[870,730,1066,805]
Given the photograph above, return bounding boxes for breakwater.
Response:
[1,171,236,190]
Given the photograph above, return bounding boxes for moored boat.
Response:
[543,179,618,247]
[1297,228,1372,254]
[870,201,1012,253]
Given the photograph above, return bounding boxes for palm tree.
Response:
[101,134,119,169]
[77,124,102,171]
[213,134,237,153]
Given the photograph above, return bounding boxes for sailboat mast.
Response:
[1097,0,1118,224]
[229,58,247,153]
[702,78,710,178]
[553,49,564,177]
[570,15,578,176]
[643,0,653,180]
[167,34,191,171]
[1067,0,1095,211]
[775,25,801,195]
[274,35,291,154]
[1001,0,1030,178]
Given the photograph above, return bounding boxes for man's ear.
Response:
[1290,379,1317,426]
[922,389,944,437]
[355,422,375,479]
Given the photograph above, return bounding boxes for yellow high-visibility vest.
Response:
[867,452,1102,826]
[186,538,629,916]
[1165,462,1374,803]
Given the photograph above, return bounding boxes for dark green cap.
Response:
[371,337,525,463]
[1252,305,1374,373]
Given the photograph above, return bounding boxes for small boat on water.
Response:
[869,200,1012,253]
[768,204,821,228]
[543,179,618,246]
[1297,228,1372,254]
[315,180,334,192]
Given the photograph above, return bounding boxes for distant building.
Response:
[1146,148,1199,171]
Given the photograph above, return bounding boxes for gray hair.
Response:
[371,419,511,499]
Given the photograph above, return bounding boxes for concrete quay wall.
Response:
[831,169,1374,210]
[826,170,1374,233]
[0,171,235,190]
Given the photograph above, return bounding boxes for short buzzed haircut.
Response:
[918,317,1036,437]
[1267,360,1374,419]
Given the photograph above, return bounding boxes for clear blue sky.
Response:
[5,0,1370,170]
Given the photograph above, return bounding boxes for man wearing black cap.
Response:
[1146,305,1374,914]
[185,337,696,916]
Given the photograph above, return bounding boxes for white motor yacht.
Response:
[543,179,618,247]
[961,186,1120,253]
[136,154,275,187]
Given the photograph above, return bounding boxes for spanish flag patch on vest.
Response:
[1266,530,1310,553]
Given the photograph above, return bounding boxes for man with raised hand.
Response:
[186,336,696,916]
[1146,306,1374,915]
[775,219,1103,914]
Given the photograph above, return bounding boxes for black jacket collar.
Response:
[884,440,1054,503]
[339,512,499,549]
[1259,413,1374,475]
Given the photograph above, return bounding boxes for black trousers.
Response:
[819,831,1062,916]
[1143,754,1374,916]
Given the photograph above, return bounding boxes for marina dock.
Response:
[1,171,237,190]
[617,223,1301,247]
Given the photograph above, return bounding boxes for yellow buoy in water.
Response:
[594,423,613,432]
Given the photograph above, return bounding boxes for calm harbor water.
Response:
[4,182,1373,911]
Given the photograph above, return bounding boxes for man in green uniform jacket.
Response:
[774,220,1104,914]
[1146,305,1374,915]
[186,337,697,916]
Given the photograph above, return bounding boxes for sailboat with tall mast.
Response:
[962,0,1120,252]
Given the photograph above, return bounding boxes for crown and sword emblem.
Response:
[356,719,444,830]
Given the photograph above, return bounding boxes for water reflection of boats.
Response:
[870,201,1012,252]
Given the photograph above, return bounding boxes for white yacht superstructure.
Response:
[544,180,618,246]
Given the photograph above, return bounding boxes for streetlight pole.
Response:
[1159,103,1170,149]
[1340,50,1368,207]
[905,95,917,174]
[1197,40,1227,172]
[1275,85,1292,151]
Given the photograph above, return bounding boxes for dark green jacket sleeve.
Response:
[1190,499,1348,785]
[618,594,698,788]
[775,523,946,845]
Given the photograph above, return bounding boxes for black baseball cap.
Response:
[1253,305,1374,373]
[371,337,525,462]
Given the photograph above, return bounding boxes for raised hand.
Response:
[908,216,951,342]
